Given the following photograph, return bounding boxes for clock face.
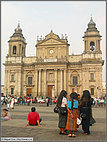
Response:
[50,49,54,54]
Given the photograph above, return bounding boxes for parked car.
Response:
[37,98,46,103]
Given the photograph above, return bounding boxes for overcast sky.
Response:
[1,1,106,85]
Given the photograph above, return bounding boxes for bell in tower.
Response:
[83,17,102,54]
[8,22,27,57]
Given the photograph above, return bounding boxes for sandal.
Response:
[68,134,72,137]
[72,134,76,137]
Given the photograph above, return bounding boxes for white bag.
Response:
[77,118,81,125]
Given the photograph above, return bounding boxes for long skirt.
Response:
[81,117,90,134]
[58,112,67,128]
[66,109,78,131]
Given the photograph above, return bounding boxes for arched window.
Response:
[73,76,78,85]
[90,41,95,51]
[13,46,17,54]
[28,77,32,85]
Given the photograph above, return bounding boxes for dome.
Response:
[15,23,22,33]
[9,22,26,43]
[86,17,98,32]
[88,17,96,25]
[87,17,96,29]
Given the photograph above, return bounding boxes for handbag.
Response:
[80,113,87,119]
[77,118,81,125]
[60,107,68,115]
[54,106,59,113]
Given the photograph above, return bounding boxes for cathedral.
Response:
[4,17,104,98]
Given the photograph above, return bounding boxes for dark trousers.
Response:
[82,117,90,134]
[47,102,49,107]
[29,118,42,126]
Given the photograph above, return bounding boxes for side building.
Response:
[4,17,104,98]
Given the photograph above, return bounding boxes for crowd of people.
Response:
[92,97,106,107]
[1,95,15,109]
[1,95,57,108]
[1,95,34,107]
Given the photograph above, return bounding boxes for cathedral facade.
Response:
[4,17,104,98]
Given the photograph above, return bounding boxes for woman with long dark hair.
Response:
[79,90,92,135]
[56,90,67,135]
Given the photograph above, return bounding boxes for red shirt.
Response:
[27,112,40,125]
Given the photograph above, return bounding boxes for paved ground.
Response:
[1,104,106,141]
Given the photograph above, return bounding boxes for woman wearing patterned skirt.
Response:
[57,90,68,135]
[66,92,79,137]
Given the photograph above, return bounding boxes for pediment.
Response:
[37,38,65,46]
[36,30,68,46]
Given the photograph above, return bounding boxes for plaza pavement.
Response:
[1,103,106,141]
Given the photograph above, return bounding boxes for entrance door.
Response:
[72,88,74,92]
[27,88,32,96]
[48,85,53,97]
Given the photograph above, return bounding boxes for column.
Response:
[9,46,11,56]
[85,41,86,51]
[38,69,42,96]
[55,69,58,96]
[60,69,63,91]
[96,40,98,51]
[44,69,47,97]
[35,69,38,97]
[87,40,89,51]
[64,69,67,91]
[98,40,100,51]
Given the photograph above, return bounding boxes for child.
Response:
[1,109,12,120]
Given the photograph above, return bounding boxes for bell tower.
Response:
[83,17,102,54]
[8,23,27,57]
